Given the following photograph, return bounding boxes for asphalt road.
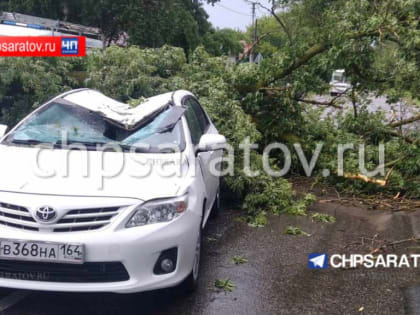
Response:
[316,94,420,130]
[1,182,420,314]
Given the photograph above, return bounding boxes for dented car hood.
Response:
[63,89,175,130]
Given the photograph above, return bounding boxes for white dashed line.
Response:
[0,290,31,312]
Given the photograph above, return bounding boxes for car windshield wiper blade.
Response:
[11,139,48,146]
[55,140,107,147]
[54,140,115,151]
[54,140,150,153]
[119,144,151,153]
[157,107,185,134]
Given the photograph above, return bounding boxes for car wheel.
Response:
[210,189,221,219]
[182,227,202,293]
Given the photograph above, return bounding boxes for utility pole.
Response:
[250,2,256,63]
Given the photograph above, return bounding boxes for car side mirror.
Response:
[197,134,227,152]
[0,124,8,138]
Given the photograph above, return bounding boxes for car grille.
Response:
[53,207,121,232]
[0,202,39,231]
[0,260,129,283]
[0,202,123,232]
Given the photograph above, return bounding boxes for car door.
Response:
[183,97,219,212]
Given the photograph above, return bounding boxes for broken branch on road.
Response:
[369,237,420,255]
[389,113,420,128]
[294,97,344,109]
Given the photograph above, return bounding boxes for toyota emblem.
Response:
[36,206,57,222]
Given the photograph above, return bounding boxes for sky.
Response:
[202,0,273,31]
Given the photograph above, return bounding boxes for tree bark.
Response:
[389,114,420,128]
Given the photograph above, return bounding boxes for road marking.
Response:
[0,290,30,312]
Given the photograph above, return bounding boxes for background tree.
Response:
[203,29,245,57]
[3,0,220,53]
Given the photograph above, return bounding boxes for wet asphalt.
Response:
[1,191,420,314]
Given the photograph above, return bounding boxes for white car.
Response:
[0,89,226,293]
[330,69,351,96]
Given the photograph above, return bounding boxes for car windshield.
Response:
[4,101,185,153]
[332,72,347,83]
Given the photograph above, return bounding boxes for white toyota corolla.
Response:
[0,89,226,293]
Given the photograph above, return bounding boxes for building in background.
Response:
[0,11,103,50]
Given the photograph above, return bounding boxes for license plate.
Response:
[0,239,84,264]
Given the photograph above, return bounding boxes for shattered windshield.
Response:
[4,101,185,153]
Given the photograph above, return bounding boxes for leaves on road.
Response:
[232,256,248,265]
[311,212,336,223]
[285,226,310,236]
[215,279,235,292]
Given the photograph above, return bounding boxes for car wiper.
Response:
[11,139,49,146]
[156,107,185,134]
[119,144,151,153]
[55,140,107,147]
[54,140,150,153]
[157,124,176,134]
[54,140,112,151]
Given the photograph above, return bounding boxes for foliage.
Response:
[284,193,316,216]
[300,104,420,196]
[2,0,420,222]
[6,0,219,52]
[86,45,186,101]
[240,0,420,151]
[0,57,81,127]
[0,45,307,225]
[203,29,245,57]
[214,279,235,292]
[311,213,336,223]
[246,15,287,57]
[247,211,268,228]
[285,226,310,236]
[232,256,248,265]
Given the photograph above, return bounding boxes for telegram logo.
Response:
[308,253,328,269]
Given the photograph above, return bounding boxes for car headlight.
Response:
[126,195,188,228]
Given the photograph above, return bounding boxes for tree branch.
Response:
[238,33,270,62]
[254,2,293,44]
[389,114,420,128]
[294,97,343,109]
[268,31,380,84]
[280,43,328,79]
[385,130,415,144]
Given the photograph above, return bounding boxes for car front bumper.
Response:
[0,209,201,294]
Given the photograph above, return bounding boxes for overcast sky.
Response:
[202,0,272,31]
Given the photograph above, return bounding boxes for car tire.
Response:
[182,227,202,293]
[210,189,221,219]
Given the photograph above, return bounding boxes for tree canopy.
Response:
[4,0,222,52]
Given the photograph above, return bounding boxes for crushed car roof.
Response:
[63,89,176,129]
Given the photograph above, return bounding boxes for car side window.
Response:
[187,98,210,133]
[184,105,203,145]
